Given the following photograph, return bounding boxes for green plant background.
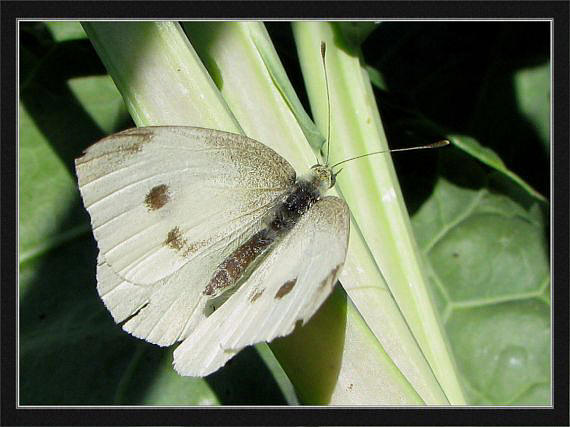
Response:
[19,21,550,405]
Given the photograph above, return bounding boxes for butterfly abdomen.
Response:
[203,179,321,298]
[204,228,275,297]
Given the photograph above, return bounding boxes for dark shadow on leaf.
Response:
[19,23,134,175]
[19,23,156,404]
[270,285,347,404]
[19,228,160,404]
[204,346,290,405]
[364,21,550,209]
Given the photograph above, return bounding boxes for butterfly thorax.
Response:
[203,165,334,298]
[270,164,335,231]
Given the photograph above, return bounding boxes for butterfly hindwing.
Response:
[172,196,350,376]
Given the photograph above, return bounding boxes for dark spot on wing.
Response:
[164,226,210,258]
[75,128,154,165]
[107,128,155,155]
[145,184,170,211]
[275,278,296,299]
[249,288,265,303]
[119,142,143,155]
[164,226,185,251]
[183,239,210,257]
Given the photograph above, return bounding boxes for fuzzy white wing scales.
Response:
[173,196,349,376]
[96,253,211,346]
[77,127,296,346]
[76,126,295,286]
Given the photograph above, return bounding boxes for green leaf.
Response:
[335,22,380,48]
[447,300,550,405]
[19,28,129,264]
[412,149,550,405]
[45,21,88,41]
[366,64,388,91]
[19,103,88,264]
[513,63,550,151]
[450,135,547,203]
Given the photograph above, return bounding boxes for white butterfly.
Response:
[75,126,350,376]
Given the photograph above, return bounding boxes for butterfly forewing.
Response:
[173,196,350,376]
[76,127,296,346]
[76,126,295,285]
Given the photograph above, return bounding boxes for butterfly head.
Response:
[308,164,336,193]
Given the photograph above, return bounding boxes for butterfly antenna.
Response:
[330,140,450,169]
[321,42,332,166]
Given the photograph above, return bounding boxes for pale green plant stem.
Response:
[292,22,466,404]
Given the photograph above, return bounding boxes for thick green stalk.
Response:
[292,21,466,404]
[82,22,239,131]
